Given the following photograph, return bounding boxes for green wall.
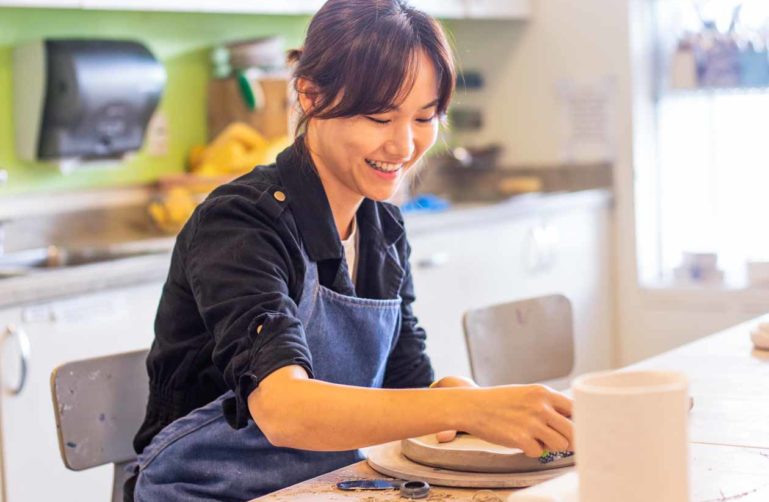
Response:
[0,7,310,195]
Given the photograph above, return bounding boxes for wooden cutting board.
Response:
[401,434,575,473]
[366,441,573,488]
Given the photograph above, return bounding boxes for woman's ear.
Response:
[296,77,320,115]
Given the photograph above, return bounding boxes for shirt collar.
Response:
[358,198,405,249]
[275,137,405,262]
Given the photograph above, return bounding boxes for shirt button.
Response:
[273,191,286,202]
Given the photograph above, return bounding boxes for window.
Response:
[639,0,769,288]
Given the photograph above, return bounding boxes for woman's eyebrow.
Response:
[388,99,440,112]
[421,99,440,109]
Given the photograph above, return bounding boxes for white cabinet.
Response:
[463,0,532,19]
[0,0,324,11]
[0,281,163,502]
[0,0,532,18]
[78,0,324,14]
[407,221,528,378]
[0,0,78,6]
[407,197,613,388]
[410,0,465,18]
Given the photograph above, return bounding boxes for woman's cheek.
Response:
[357,121,389,146]
[416,122,439,158]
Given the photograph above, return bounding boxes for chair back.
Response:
[50,349,149,501]
[463,294,574,386]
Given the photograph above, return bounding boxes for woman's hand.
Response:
[429,376,478,443]
[464,384,573,458]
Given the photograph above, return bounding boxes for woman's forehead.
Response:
[390,50,440,109]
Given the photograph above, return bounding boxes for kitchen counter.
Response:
[404,188,612,236]
[0,189,612,308]
[0,252,172,308]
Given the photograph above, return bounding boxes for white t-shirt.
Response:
[341,216,359,283]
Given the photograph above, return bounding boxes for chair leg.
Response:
[112,461,136,502]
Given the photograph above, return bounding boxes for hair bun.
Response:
[287,48,303,64]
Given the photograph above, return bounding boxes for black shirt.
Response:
[133,137,434,455]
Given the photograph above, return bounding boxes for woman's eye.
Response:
[416,116,437,123]
[366,116,390,124]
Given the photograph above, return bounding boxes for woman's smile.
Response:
[365,158,405,173]
[366,160,402,181]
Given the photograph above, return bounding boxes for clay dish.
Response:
[401,434,575,473]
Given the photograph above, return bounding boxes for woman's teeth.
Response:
[366,159,402,173]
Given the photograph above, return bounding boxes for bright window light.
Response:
[640,0,769,288]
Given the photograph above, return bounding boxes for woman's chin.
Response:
[358,178,402,201]
[365,189,398,202]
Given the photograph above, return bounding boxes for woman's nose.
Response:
[384,123,415,160]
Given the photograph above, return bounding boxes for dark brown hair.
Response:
[287,0,455,136]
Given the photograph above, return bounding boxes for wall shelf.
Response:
[664,86,769,98]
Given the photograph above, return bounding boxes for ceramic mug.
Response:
[572,370,689,502]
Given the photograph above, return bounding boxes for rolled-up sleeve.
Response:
[186,193,313,429]
[382,238,434,389]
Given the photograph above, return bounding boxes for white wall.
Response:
[447,1,633,168]
[448,0,769,365]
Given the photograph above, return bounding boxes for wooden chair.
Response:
[463,294,575,386]
[50,349,149,502]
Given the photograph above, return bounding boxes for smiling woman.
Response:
[296,49,443,223]
[287,0,455,233]
[128,1,574,501]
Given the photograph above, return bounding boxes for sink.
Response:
[0,239,174,278]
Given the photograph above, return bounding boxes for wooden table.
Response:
[254,316,769,501]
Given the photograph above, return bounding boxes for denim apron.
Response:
[134,254,402,501]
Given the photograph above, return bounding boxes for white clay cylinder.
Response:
[572,370,689,502]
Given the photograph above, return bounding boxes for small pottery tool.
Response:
[336,479,430,499]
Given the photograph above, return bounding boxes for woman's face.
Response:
[303,49,440,203]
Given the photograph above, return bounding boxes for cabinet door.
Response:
[409,0,465,18]
[0,282,163,502]
[0,1,78,7]
[517,206,613,379]
[463,0,532,19]
[78,0,323,13]
[409,218,531,379]
[408,203,612,386]
[78,0,225,12]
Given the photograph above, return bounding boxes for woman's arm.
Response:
[248,365,573,457]
[187,190,315,429]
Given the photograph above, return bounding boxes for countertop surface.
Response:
[0,189,612,309]
[403,189,612,236]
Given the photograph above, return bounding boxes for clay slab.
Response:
[366,441,574,488]
[401,434,574,473]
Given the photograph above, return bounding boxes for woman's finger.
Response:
[545,409,574,448]
[549,391,573,417]
[532,422,570,453]
[435,430,457,443]
[516,436,546,458]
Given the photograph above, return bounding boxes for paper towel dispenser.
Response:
[13,39,166,161]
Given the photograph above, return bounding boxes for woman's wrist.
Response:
[450,385,483,433]
[428,378,482,433]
